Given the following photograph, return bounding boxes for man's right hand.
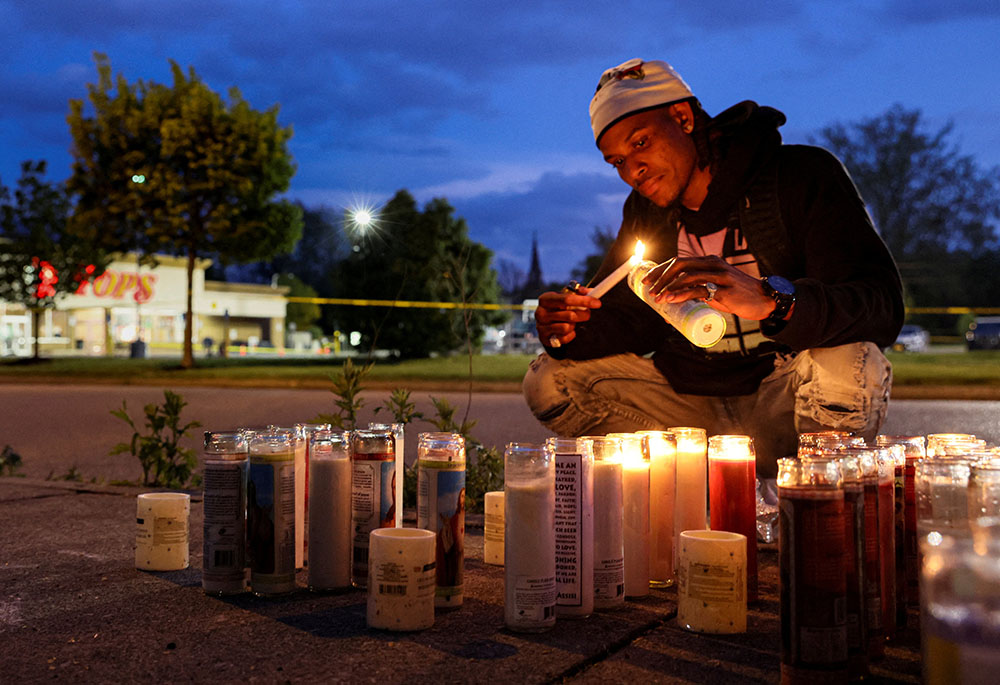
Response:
[535,287,602,347]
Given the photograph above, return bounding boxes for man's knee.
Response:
[522,354,571,423]
[794,342,892,437]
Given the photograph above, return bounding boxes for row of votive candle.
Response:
[784,430,1000,683]
[502,430,754,635]
[138,424,479,632]
[198,424,404,596]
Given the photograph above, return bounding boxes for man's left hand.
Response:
[642,255,777,321]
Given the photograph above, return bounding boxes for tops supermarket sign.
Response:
[75,268,158,304]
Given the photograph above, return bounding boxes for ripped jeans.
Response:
[521,342,892,478]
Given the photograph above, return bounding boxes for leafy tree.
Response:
[0,161,107,359]
[277,272,321,333]
[495,258,526,299]
[571,226,617,286]
[331,190,506,358]
[811,104,1000,261]
[66,53,303,368]
[214,202,344,296]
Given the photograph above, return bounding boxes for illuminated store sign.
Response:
[75,269,158,303]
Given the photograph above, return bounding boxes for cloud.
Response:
[448,169,627,282]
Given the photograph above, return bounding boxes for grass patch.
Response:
[4,350,999,390]
[886,350,1000,386]
[0,354,535,387]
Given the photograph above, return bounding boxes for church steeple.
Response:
[524,232,544,297]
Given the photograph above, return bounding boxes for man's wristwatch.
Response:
[760,275,796,329]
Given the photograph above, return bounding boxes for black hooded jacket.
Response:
[548,101,904,396]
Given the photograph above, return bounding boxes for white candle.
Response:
[308,432,352,592]
[614,433,650,598]
[366,528,437,631]
[483,491,505,565]
[135,492,190,571]
[504,443,556,633]
[548,437,594,619]
[672,426,708,565]
[677,530,747,634]
[589,436,625,609]
[639,430,676,587]
[296,422,333,569]
[587,240,645,298]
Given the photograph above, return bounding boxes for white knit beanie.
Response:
[589,58,694,145]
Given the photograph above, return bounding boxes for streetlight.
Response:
[347,202,379,235]
[345,201,382,252]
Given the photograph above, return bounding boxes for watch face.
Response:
[766,276,796,295]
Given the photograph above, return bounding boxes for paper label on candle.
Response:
[417,461,465,602]
[594,558,625,601]
[555,454,583,606]
[513,575,557,620]
[683,561,744,602]
[152,516,187,546]
[203,460,247,581]
[248,460,296,591]
[351,454,395,580]
[484,511,504,543]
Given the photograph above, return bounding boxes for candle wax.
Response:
[623,461,650,597]
[592,459,625,608]
[648,443,676,586]
[505,477,556,632]
[308,456,352,591]
[675,442,708,558]
[709,456,757,601]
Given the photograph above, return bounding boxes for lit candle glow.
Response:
[611,433,650,598]
[587,240,645,299]
[672,426,708,572]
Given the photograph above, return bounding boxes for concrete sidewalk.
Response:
[1,478,922,683]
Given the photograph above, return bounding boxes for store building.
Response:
[1,254,289,357]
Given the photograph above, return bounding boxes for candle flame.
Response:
[630,240,645,265]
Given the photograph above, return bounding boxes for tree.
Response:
[277,273,321,334]
[811,104,1000,262]
[0,161,107,359]
[331,190,506,358]
[496,258,526,299]
[571,226,617,286]
[214,202,344,295]
[66,53,303,368]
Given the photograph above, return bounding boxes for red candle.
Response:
[858,450,885,661]
[778,458,848,683]
[875,448,897,642]
[708,435,757,602]
[875,435,926,615]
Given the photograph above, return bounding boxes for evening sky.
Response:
[2,1,998,283]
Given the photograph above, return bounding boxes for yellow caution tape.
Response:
[285,296,534,311]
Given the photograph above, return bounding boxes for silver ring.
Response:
[704,282,718,301]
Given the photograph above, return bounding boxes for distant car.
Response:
[893,324,930,352]
[966,317,1000,350]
